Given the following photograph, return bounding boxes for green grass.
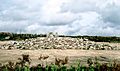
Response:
[0,62,120,71]
[0,54,120,71]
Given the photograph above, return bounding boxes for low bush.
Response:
[0,55,120,71]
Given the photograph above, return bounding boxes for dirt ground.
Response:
[0,41,120,66]
[0,49,120,66]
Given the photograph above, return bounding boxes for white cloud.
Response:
[0,0,120,36]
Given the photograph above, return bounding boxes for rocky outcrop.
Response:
[0,33,119,50]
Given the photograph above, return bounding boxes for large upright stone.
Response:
[47,32,55,38]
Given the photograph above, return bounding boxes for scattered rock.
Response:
[0,32,119,50]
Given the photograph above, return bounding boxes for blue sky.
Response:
[0,0,120,36]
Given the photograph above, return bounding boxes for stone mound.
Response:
[0,33,119,50]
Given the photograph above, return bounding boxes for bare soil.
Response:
[0,49,120,66]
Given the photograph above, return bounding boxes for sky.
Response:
[0,0,120,36]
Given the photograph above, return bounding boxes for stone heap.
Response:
[0,32,119,50]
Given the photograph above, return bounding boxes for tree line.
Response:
[0,32,46,41]
[0,32,120,43]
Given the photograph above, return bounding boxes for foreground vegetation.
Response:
[0,32,120,43]
[0,54,120,71]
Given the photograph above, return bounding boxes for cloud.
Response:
[0,0,120,36]
[100,2,120,25]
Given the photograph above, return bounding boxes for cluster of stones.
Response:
[0,33,119,50]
